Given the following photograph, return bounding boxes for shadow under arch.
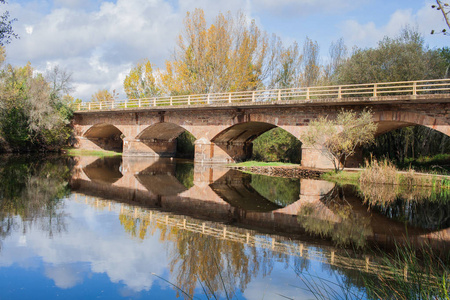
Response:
[211,121,279,162]
[83,123,124,152]
[134,159,192,196]
[209,169,299,212]
[136,122,195,158]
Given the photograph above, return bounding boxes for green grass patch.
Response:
[63,148,122,157]
[399,153,450,174]
[230,161,299,167]
[321,170,361,185]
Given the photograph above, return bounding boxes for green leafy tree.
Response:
[336,28,447,84]
[252,128,302,163]
[0,62,73,151]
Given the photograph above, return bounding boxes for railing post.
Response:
[188,95,191,105]
[299,244,303,257]
[78,103,81,110]
[170,97,173,106]
[228,93,232,103]
[153,97,156,106]
[306,87,310,100]
[88,102,91,110]
[413,81,417,96]
[278,89,281,101]
[125,100,128,108]
[112,101,115,109]
[252,91,255,102]
[138,99,141,107]
[223,226,226,238]
[207,94,211,104]
[338,86,342,99]
[373,84,377,97]
[99,102,102,109]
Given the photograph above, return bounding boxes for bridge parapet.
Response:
[75,79,450,112]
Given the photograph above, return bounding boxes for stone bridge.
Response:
[73,79,450,168]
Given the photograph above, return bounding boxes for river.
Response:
[0,155,449,299]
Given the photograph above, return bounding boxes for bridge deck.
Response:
[75,79,450,112]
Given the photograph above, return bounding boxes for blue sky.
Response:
[2,0,448,100]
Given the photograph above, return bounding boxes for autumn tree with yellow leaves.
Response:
[123,59,160,99]
[123,9,329,98]
[161,9,268,95]
[91,89,118,102]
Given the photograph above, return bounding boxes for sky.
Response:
[2,0,449,101]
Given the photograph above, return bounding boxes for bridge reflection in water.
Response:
[70,156,450,283]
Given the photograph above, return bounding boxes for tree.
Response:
[91,89,118,102]
[0,0,18,46]
[431,0,450,35]
[336,27,447,84]
[300,37,321,87]
[301,110,377,171]
[266,37,303,89]
[323,38,348,85]
[0,63,73,150]
[123,59,160,99]
[161,9,268,95]
[45,66,73,103]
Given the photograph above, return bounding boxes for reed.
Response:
[360,158,398,185]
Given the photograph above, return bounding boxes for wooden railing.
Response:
[76,78,450,111]
[75,193,440,283]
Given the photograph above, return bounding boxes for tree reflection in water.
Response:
[0,155,74,249]
[297,186,372,248]
[118,209,305,299]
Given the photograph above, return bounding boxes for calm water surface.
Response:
[0,155,449,299]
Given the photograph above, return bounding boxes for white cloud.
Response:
[340,3,447,50]
[5,0,181,100]
[0,200,169,292]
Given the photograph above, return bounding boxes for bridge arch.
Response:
[374,111,450,137]
[211,121,302,162]
[128,122,195,157]
[83,123,124,152]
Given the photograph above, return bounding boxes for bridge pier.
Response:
[123,138,177,157]
[194,138,234,163]
[301,145,363,169]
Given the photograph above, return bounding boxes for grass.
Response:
[321,170,361,185]
[230,160,298,167]
[322,159,450,189]
[63,148,122,157]
[399,153,450,174]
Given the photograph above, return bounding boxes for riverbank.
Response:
[229,161,450,189]
[63,148,122,157]
[229,161,323,179]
